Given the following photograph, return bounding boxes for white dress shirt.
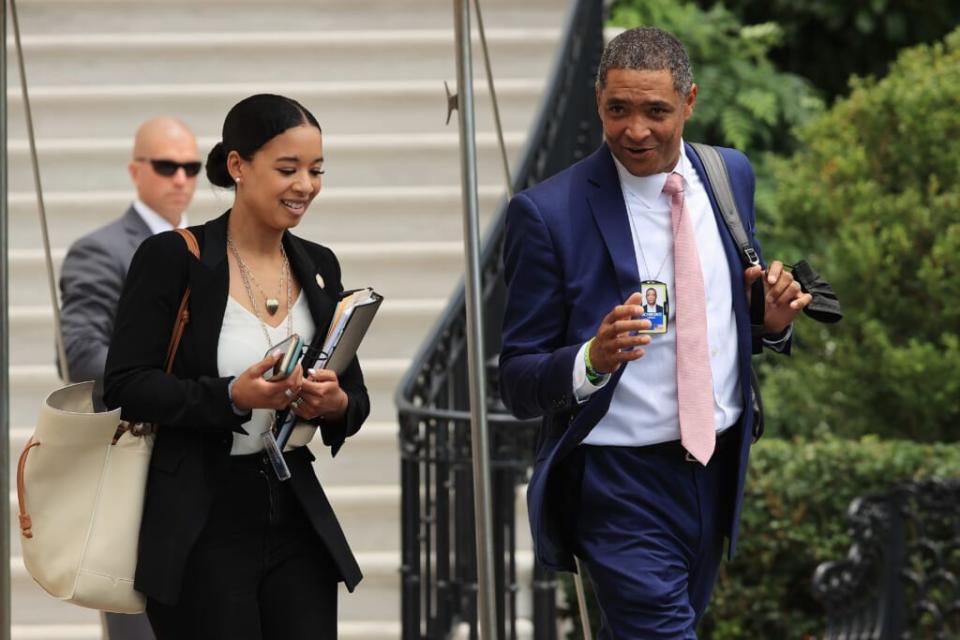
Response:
[577,144,743,446]
[132,199,188,235]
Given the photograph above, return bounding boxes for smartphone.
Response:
[262,333,304,381]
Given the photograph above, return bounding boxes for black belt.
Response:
[630,426,738,463]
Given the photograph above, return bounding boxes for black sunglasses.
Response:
[136,157,202,178]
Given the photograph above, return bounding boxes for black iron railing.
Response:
[812,478,960,639]
[395,0,605,637]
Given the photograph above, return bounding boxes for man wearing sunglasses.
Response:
[58,116,199,640]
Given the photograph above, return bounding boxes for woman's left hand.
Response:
[290,367,349,422]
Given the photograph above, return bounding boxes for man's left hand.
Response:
[745,261,812,335]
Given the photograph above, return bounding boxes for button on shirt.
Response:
[577,145,743,447]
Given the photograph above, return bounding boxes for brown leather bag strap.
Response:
[17,437,41,538]
[162,229,200,374]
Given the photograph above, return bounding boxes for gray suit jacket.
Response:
[59,205,152,407]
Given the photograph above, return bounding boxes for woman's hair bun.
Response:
[205,141,234,188]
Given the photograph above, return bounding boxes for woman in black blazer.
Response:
[104,94,369,639]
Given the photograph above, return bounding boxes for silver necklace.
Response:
[227,236,286,316]
[227,235,293,348]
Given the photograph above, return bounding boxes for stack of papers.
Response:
[316,287,383,374]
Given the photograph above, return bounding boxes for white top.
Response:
[577,144,743,447]
[217,293,316,454]
[132,199,188,234]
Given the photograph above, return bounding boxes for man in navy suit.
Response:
[499,28,811,637]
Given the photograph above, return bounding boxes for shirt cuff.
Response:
[763,324,793,348]
[226,377,248,416]
[572,341,610,403]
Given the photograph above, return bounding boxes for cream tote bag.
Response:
[16,228,199,613]
[17,381,152,613]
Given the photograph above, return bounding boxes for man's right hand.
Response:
[588,292,653,374]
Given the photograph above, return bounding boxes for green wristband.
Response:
[584,338,604,384]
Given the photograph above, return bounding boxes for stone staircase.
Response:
[5,0,567,637]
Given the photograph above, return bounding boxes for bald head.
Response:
[128,117,199,225]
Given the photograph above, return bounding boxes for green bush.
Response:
[692,0,960,101]
[758,27,960,442]
[609,0,822,158]
[560,437,960,639]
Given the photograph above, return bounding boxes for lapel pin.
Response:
[316,273,325,288]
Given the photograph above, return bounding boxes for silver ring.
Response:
[284,388,294,400]
[291,397,303,409]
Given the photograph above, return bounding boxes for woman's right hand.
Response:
[230,353,304,411]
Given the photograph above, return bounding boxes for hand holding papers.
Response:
[268,287,383,469]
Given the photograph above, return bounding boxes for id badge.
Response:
[637,280,669,334]
[262,430,292,481]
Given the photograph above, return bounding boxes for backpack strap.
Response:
[688,143,766,354]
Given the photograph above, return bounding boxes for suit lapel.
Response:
[121,205,152,255]
[190,213,231,375]
[283,232,337,344]
[585,145,641,302]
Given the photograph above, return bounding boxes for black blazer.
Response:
[104,211,369,605]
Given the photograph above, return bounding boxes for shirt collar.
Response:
[132,199,189,235]
[613,140,691,207]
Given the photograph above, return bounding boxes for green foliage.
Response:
[560,437,960,639]
[692,0,960,101]
[609,0,822,158]
[759,28,960,442]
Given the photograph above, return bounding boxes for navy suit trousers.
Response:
[568,430,738,639]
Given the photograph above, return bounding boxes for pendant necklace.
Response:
[227,234,294,347]
[226,235,287,316]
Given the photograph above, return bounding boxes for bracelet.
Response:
[584,338,605,385]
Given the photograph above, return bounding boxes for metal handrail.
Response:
[1,0,11,636]
[396,0,605,637]
[396,0,602,411]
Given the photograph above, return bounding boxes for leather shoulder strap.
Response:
[688,143,766,352]
[163,229,200,373]
[688,143,759,269]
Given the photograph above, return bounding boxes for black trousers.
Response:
[146,451,338,640]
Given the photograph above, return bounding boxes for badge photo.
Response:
[637,281,668,334]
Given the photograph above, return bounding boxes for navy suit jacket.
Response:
[499,142,766,572]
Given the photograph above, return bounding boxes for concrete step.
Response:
[6,358,406,427]
[7,297,445,366]
[7,29,559,86]
[6,132,523,192]
[6,185,505,248]
[11,551,406,624]
[11,621,402,640]
[5,79,545,138]
[7,241,466,306]
[8,482,400,558]
[11,0,565,35]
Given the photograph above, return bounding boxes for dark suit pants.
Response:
[103,611,155,640]
[146,451,338,640]
[571,430,737,639]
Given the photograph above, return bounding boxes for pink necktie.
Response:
[663,172,716,465]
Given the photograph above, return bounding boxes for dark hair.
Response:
[596,27,693,97]
[205,94,322,188]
